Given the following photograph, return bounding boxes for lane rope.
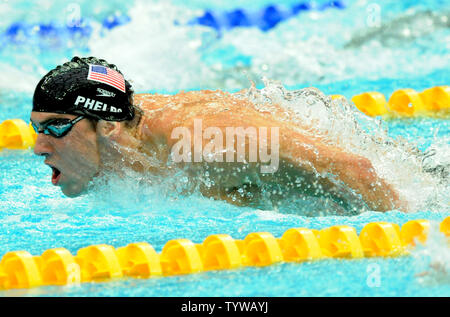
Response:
[0,217,448,290]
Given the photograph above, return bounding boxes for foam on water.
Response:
[412,222,450,285]
[88,0,215,92]
[0,62,41,93]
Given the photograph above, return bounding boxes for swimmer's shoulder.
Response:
[131,90,250,145]
[132,93,166,111]
[132,90,244,109]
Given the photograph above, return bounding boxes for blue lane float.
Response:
[0,13,130,49]
[191,0,346,32]
[0,1,345,48]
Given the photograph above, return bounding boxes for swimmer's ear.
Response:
[96,120,121,141]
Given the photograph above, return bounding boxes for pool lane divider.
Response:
[0,217,448,290]
[332,85,450,118]
[1,85,448,151]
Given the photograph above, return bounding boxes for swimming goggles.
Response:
[31,116,85,138]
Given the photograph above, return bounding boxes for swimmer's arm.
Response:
[281,134,407,212]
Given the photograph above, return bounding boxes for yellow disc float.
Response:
[36,248,81,286]
[0,251,42,289]
[351,92,388,117]
[0,119,36,150]
[359,222,403,257]
[388,89,427,116]
[317,225,364,258]
[400,219,430,247]
[440,216,450,237]
[75,244,123,282]
[331,94,345,100]
[278,228,323,262]
[160,239,203,276]
[419,86,450,112]
[199,234,242,271]
[242,232,283,266]
[115,242,162,278]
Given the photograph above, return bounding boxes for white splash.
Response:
[88,0,216,92]
[412,221,450,285]
[239,80,447,213]
[0,63,41,93]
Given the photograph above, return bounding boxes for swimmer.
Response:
[30,56,408,213]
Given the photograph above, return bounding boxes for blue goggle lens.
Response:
[31,116,84,138]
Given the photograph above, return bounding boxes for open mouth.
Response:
[51,166,62,185]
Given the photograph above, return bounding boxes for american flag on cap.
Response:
[87,64,126,93]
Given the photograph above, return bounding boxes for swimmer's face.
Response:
[30,112,101,197]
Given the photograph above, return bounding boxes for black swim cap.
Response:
[32,56,134,121]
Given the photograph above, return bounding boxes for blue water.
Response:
[1,0,450,296]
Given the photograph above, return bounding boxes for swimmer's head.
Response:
[32,56,135,121]
[31,57,136,197]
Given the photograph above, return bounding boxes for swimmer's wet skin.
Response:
[30,56,407,212]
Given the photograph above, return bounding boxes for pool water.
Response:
[1,0,449,296]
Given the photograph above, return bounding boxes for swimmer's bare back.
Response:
[132,90,407,212]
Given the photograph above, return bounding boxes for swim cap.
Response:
[32,56,134,121]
